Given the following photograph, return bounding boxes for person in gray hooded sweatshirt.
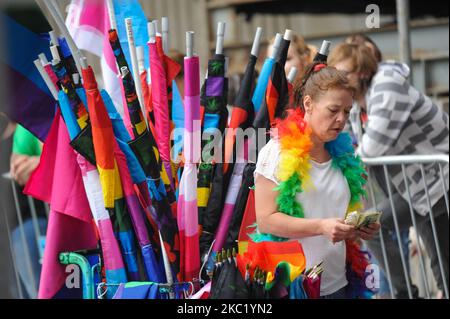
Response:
[329,42,449,299]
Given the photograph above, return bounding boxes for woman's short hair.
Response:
[345,33,382,63]
[328,43,379,82]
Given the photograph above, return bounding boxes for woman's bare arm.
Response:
[254,174,356,242]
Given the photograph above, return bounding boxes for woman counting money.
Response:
[253,63,381,298]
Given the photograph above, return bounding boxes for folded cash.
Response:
[345,210,382,229]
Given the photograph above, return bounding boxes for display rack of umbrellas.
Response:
[23,0,332,299]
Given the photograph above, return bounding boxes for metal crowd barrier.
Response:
[2,154,449,299]
[362,154,449,299]
[1,172,49,299]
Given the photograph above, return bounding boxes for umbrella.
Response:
[110,24,180,278]
[50,54,96,165]
[198,22,230,265]
[265,262,292,299]
[289,275,308,299]
[56,37,80,83]
[101,88,165,283]
[176,31,201,283]
[109,26,181,284]
[222,27,261,173]
[212,28,262,255]
[148,24,175,191]
[313,40,331,63]
[251,33,282,114]
[152,31,182,197]
[109,29,147,139]
[44,49,129,296]
[210,248,248,299]
[236,240,306,299]
[81,64,141,282]
[224,163,256,248]
[253,29,292,132]
[302,263,323,299]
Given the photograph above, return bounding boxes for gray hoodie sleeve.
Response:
[358,68,412,157]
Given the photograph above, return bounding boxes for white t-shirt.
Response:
[254,139,351,296]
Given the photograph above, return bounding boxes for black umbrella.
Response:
[210,248,248,299]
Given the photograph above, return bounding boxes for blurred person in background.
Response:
[343,33,407,298]
[9,124,47,299]
[329,42,449,299]
[267,34,317,83]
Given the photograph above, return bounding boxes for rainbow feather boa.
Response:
[251,108,374,298]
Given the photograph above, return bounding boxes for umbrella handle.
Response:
[283,29,293,41]
[125,17,146,124]
[186,31,194,58]
[148,21,156,42]
[106,0,117,31]
[162,17,169,54]
[270,33,282,59]
[287,67,298,84]
[49,30,58,46]
[33,59,59,100]
[136,46,145,74]
[50,45,60,62]
[153,20,159,35]
[215,22,225,55]
[251,27,263,57]
[38,53,49,65]
[319,40,331,56]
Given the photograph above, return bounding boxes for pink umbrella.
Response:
[148,26,173,190]
[177,31,201,283]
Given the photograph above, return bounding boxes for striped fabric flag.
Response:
[177,54,201,282]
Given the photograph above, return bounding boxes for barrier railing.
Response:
[362,154,449,299]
